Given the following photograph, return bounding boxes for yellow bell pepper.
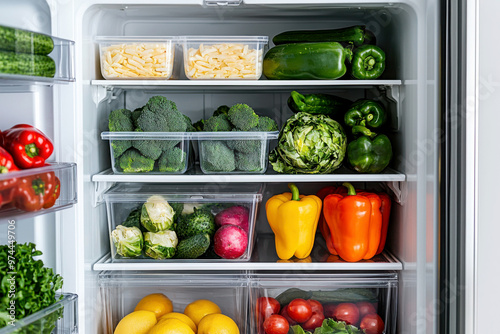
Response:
[266,183,322,260]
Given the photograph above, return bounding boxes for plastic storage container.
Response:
[192,131,279,174]
[0,162,77,219]
[99,271,248,334]
[101,132,191,174]
[180,36,268,80]
[249,272,398,334]
[103,183,263,261]
[0,25,75,83]
[0,293,78,334]
[97,37,176,80]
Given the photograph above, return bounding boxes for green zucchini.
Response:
[263,42,352,80]
[310,288,378,303]
[272,25,375,46]
[0,50,55,77]
[275,288,313,306]
[0,25,54,55]
[174,233,210,259]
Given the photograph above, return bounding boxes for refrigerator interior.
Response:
[1,1,440,333]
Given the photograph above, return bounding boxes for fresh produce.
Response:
[183,299,221,326]
[287,299,312,323]
[140,195,176,232]
[263,42,352,80]
[175,233,211,259]
[197,313,240,334]
[113,310,157,334]
[376,192,392,255]
[108,108,133,157]
[42,175,60,209]
[263,314,289,334]
[0,25,54,55]
[148,318,194,334]
[2,124,54,169]
[280,307,298,326]
[287,91,352,116]
[344,100,387,129]
[200,140,236,172]
[356,302,377,318]
[14,171,60,212]
[332,303,360,326]
[272,25,374,46]
[134,293,173,320]
[0,147,18,209]
[323,183,382,262]
[266,183,321,260]
[301,309,325,331]
[213,224,248,259]
[111,225,144,258]
[256,297,281,320]
[346,125,392,173]
[350,44,386,80]
[118,148,155,173]
[158,312,197,332]
[0,243,63,329]
[215,205,249,232]
[0,147,18,173]
[158,147,187,172]
[276,287,378,306]
[290,318,365,334]
[176,207,216,239]
[143,230,178,259]
[268,112,346,174]
[359,313,385,334]
[0,50,55,77]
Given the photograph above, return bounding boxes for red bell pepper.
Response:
[2,124,54,169]
[14,171,58,212]
[0,147,19,208]
[376,192,392,255]
[0,147,19,175]
[43,176,60,209]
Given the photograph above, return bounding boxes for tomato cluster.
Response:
[256,297,385,334]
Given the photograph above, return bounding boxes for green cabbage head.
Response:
[269,112,347,174]
[144,230,178,259]
[141,195,176,232]
[111,225,143,258]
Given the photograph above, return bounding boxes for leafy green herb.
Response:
[292,319,365,334]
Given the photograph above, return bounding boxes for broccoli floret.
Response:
[109,108,133,132]
[131,107,143,127]
[236,151,263,172]
[158,147,186,172]
[253,116,278,131]
[213,105,230,117]
[193,119,205,132]
[132,140,163,160]
[145,96,178,116]
[200,141,235,172]
[226,129,261,154]
[136,108,169,132]
[143,96,188,133]
[228,103,259,131]
[118,149,155,173]
[203,115,232,132]
[183,114,196,132]
[111,140,132,158]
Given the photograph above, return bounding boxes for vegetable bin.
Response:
[103,183,263,261]
[99,271,248,334]
[249,272,398,334]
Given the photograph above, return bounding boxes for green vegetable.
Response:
[140,195,176,232]
[228,103,259,131]
[131,107,143,127]
[0,50,55,77]
[175,233,211,259]
[310,288,378,303]
[288,91,352,116]
[199,141,235,172]
[170,202,184,222]
[121,207,147,231]
[111,225,144,258]
[263,42,352,80]
[144,230,178,259]
[203,114,233,132]
[226,130,261,154]
[275,288,313,306]
[344,99,387,129]
[0,243,63,329]
[235,151,263,172]
[108,108,134,157]
[176,208,216,239]
[213,105,230,117]
[132,139,163,160]
[193,119,205,131]
[183,114,196,132]
[269,112,347,174]
[347,125,392,173]
[135,108,169,132]
[158,147,186,173]
[0,25,54,55]
[144,96,178,119]
[272,25,374,46]
[351,44,386,80]
[118,149,155,173]
[252,116,278,132]
[293,318,364,334]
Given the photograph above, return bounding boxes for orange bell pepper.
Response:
[316,185,345,255]
[376,192,392,255]
[323,182,383,262]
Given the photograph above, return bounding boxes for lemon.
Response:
[158,312,197,332]
[135,293,174,320]
[147,318,195,334]
[197,313,240,334]
[183,299,221,326]
[114,310,157,334]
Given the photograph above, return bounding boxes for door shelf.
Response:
[93,234,402,271]
[0,162,77,221]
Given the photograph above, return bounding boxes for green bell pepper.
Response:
[344,99,387,129]
[351,44,386,80]
[287,91,352,115]
[347,125,392,173]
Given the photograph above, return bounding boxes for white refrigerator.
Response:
[0,0,492,333]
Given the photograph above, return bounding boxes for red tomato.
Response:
[263,314,289,334]
[287,298,313,323]
[301,312,325,331]
[356,301,377,318]
[323,303,337,318]
[280,305,298,326]
[359,313,385,334]
[257,297,281,320]
[307,299,324,315]
[333,303,360,326]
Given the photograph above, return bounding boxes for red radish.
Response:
[215,205,249,232]
[214,225,248,259]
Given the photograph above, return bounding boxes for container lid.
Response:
[95,36,177,42]
[179,35,269,43]
[190,131,279,140]
[103,183,263,203]
[101,131,190,140]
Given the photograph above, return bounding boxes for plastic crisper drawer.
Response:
[99,271,248,334]
[103,183,263,262]
[0,293,78,334]
[249,272,398,334]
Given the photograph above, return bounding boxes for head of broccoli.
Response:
[145,96,178,115]
[213,105,230,117]
[193,119,205,132]
[235,151,263,172]
[203,115,233,132]
[253,116,278,131]
[226,129,262,154]
[158,147,187,173]
[109,108,133,132]
[228,103,259,131]
[135,108,169,132]
[118,149,155,173]
[200,141,235,172]
[132,139,163,160]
